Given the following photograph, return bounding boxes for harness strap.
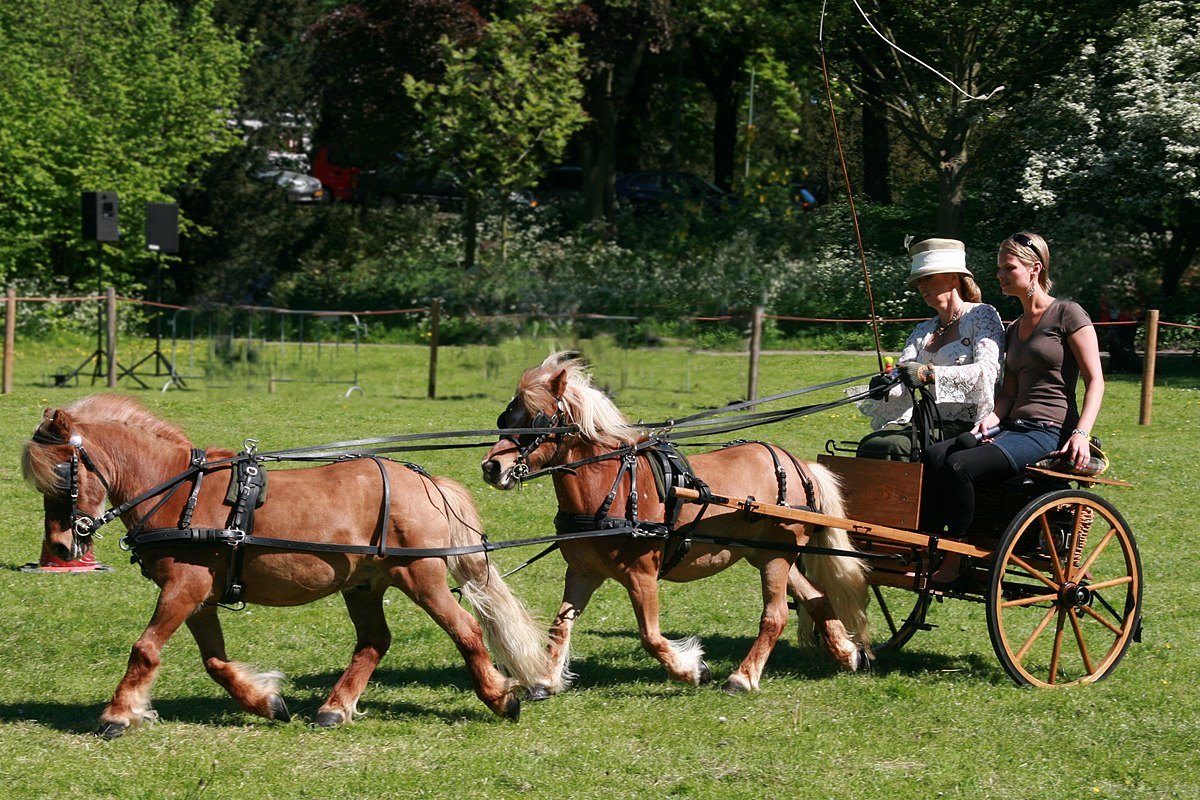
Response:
[371,457,391,557]
[180,448,206,528]
[222,456,266,604]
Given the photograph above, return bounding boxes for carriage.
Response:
[20,358,1143,737]
[670,434,1143,689]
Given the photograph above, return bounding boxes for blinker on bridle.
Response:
[496,396,569,477]
[40,433,113,539]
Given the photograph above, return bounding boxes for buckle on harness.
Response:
[224,529,247,546]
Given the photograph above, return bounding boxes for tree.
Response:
[0,0,246,292]
[405,0,588,268]
[832,0,1137,236]
[1017,0,1200,304]
[306,0,487,167]
[683,0,820,191]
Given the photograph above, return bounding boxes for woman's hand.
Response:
[1059,430,1092,471]
[974,413,1000,440]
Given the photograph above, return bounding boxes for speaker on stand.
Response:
[123,202,185,390]
[58,192,146,387]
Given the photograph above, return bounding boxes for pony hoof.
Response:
[313,710,345,728]
[697,660,713,685]
[269,694,291,722]
[95,720,129,740]
[857,647,873,673]
[721,676,752,696]
[501,692,521,722]
[525,685,553,702]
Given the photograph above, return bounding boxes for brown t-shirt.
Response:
[1004,299,1093,428]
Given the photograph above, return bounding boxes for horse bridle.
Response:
[33,431,113,541]
[496,395,571,480]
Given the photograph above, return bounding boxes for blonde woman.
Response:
[920,232,1105,583]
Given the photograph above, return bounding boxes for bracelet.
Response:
[1071,428,1089,438]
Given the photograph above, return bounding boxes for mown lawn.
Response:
[1,339,1197,799]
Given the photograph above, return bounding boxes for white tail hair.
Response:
[796,463,871,651]
[436,477,551,688]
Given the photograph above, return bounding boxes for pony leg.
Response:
[313,587,391,728]
[623,567,710,687]
[97,587,203,739]
[185,605,290,723]
[535,565,605,698]
[391,559,521,721]
[787,563,865,672]
[723,556,793,695]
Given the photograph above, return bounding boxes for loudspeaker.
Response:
[82,191,120,242]
[146,202,179,253]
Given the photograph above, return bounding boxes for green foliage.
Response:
[0,0,246,289]
[1013,0,1200,308]
[405,2,588,198]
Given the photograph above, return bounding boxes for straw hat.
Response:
[905,237,971,287]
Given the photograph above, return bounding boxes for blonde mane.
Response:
[64,394,192,446]
[520,353,641,447]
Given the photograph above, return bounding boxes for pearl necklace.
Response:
[933,304,963,340]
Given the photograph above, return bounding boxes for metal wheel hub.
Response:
[1059,581,1092,608]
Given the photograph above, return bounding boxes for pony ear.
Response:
[39,408,74,443]
[548,366,569,400]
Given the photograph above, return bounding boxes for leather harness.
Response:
[553,440,818,578]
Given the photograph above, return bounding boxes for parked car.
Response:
[310,144,363,203]
[614,170,729,211]
[252,169,328,204]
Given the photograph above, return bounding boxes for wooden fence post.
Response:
[1139,308,1159,426]
[747,302,764,401]
[427,298,440,400]
[106,287,117,389]
[3,287,14,394]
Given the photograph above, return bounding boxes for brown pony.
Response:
[481,353,871,696]
[22,394,548,738]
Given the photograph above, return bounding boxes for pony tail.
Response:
[795,464,872,652]
[435,476,551,688]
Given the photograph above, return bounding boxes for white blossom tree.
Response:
[1018,0,1199,302]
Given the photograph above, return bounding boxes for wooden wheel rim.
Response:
[988,490,1141,688]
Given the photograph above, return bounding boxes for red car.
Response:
[311,145,363,203]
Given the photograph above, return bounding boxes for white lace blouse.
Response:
[856,302,1005,430]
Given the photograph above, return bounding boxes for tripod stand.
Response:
[56,244,145,388]
[121,249,185,390]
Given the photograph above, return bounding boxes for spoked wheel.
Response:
[867,581,932,656]
[987,489,1142,687]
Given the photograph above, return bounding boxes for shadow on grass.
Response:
[561,627,1014,688]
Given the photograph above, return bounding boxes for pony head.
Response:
[481,352,640,490]
[22,405,111,562]
[22,395,188,561]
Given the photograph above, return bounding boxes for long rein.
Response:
[73,369,896,568]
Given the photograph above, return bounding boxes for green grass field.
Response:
[1,339,1197,799]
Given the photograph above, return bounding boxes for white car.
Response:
[253,169,328,204]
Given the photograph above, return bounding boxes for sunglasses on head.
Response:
[1010,233,1044,265]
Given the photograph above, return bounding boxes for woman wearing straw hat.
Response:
[856,237,1004,461]
[920,232,1105,586]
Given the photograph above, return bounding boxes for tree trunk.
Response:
[935,122,969,238]
[463,194,480,270]
[581,68,618,225]
[860,81,892,204]
[712,81,740,191]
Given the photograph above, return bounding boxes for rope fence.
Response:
[2,287,1195,425]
